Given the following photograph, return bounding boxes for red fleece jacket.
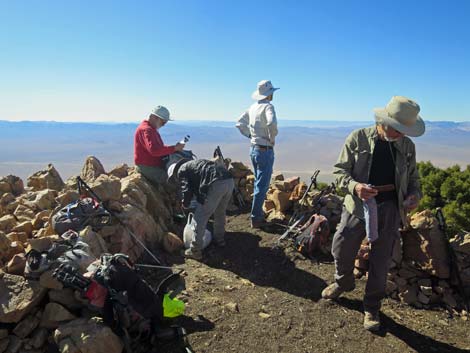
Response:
[134,120,175,167]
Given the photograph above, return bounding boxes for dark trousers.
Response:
[331,199,400,312]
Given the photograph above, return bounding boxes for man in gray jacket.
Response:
[168,158,234,260]
[236,80,279,228]
[322,96,425,331]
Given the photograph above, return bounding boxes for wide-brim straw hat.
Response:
[251,80,280,100]
[373,96,425,137]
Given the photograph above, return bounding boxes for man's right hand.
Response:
[174,143,185,152]
[354,183,378,201]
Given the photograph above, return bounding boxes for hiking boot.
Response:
[184,249,203,261]
[251,218,266,229]
[363,311,381,332]
[321,283,346,300]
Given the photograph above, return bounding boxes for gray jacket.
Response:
[236,99,278,147]
[334,126,421,225]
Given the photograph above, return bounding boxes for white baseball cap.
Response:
[150,105,172,121]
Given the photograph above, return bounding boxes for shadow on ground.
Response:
[337,297,470,353]
[203,230,327,301]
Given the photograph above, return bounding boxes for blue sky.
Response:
[0,0,469,122]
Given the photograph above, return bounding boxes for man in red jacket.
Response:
[134,105,185,185]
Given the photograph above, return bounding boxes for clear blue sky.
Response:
[1,0,469,122]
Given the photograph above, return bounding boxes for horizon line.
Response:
[1,119,469,125]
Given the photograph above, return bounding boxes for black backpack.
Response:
[52,197,111,235]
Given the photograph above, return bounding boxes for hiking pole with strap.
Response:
[213,146,246,209]
[288,170,320,227]
[76,176,164,266]
[436,208,470,312]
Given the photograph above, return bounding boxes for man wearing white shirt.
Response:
[236,80,279,228]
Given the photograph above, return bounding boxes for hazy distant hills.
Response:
[1,120,469,183]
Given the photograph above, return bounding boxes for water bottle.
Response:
[179,135,190,144]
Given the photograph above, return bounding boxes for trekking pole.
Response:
[436,208,470,312]
[214,146,246,209]
[76,176,164,266]
[288,170,320,227]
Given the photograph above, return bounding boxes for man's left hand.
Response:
[404,194,418,211]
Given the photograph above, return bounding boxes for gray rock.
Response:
[0,273,47,323]
[5,335,21,353]
[48,289,83,311]
[0,338,9,353]
[40,303,76,329]
[12,314,40,338]
[30,328,48,349]
[54,317,123,353]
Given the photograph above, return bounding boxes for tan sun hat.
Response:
[373,96,425,137]
[251,80,280,100]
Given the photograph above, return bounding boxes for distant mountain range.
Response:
[1,120,469,183]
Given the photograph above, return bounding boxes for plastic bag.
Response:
[183,213,212,249]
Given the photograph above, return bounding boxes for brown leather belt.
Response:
[253,145,273,151]
[372,184,395,193]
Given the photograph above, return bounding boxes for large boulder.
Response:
[53,317,123,353]
[79,226,108,258]
[113,204,161,260]
[31,189,58,210]
[27,164,65,191]
[0,232,12,263]
[40,303,76,329]
[401,210,450,279]
[89,175,121,202]
[13,204,35,222]
[0,215,16,233]
[120,173,171,224]
[0,175,24,197]
[0,193,18,216]
[108,163,129,179]
[0,273,47,323]
[80,156,106,182]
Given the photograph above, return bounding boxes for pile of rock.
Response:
[355,210,470,316]
[262,173,343,229]
[0,156,183,353]
[226,161,255,205]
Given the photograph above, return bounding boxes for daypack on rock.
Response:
[53,253,187,353]
[294,213,330,258]
[25,230,95,278]
[52,197,111,235]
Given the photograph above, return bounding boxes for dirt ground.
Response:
[148,213,470,353]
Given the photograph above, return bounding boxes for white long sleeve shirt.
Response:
[236,99,278,147]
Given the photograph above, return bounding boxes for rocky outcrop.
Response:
[80,156,106,182]
[0,175,24,197]
[27,164,64,191]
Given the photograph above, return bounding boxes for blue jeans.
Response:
[250,146,274,221]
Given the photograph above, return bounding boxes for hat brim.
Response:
[251,87,279,100]
[167,158,190,180]
[373,108,425,137]
[151,113,173,121]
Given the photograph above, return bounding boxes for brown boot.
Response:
[321,283,345,300]
[363,311,380,332]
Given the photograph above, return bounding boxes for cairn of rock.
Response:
[0,156,183,353]
[226,161,255,206]
[262,172,343,231]
[355,210,470,318]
